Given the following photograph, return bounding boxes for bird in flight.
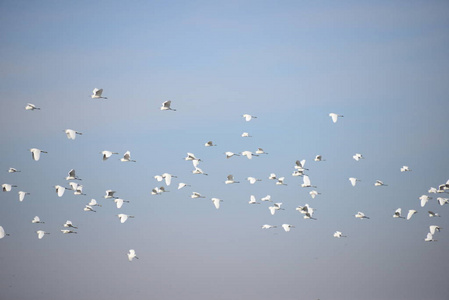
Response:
[91,88,107,99]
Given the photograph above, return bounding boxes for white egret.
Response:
[30,148,47,161]
[424,232,437,242]
[393,208,405,219]
[2,183,17,192]
[73,184,85,196]
[18,191,30,202]
[255,148,268,155]
[353,153,364,161]
[117,214,134,223]
[428,187,438,194]
[241,132,252,137]
[241,151,258,159]
[151,187,162,195]
[66,169,81,181]
[276,177,287,186]
[268,203,284,215]
[154,175,163,182]
[25,103,40,110]
[406,210,417,220]
[292,170,304,177]
[32,216,44,224]
[301,175,316,188]
[191,192,205,199]
[160,100,176,111]
[54,185,66,197]
[242,114,257,121]
[428,211,440,217]
[261,224,277,229]
[314,155,325,161]
[104,190,118,199]
[303,212,317,220]
[329,113,343,123]
[430,225,441,235]
[294,160,308,171]
[8,168,20,173]
[121,151,136,162]
[88,199,102,207]
[296,204,315,215]
[333,231,347,238]
[419,195,432,207]
[349,177,361,187]
[162,173,177,186]
[247,177,261,184]
[64,129,82,140]
[128,249,139,261]
[211,198,223,209]
[355,212,369,219]
[268,173,277,180]
[282,224,295,232]
[84,205,96,212]
[178,183,190,190]
[249,195,260,204]
[0,226,9,239]
[184,152,201,161]
[205,141,217,147]
[61,230,77,234]
[309,190,321,199]
[64,220,78,229]
[400,166,411,172]
[101,150,118,161]
[261,195,272,202]
[225,175,239,184]
[91,88,107,99]
[374,180,387,186]
[36,230,50,239]
[437,197,449,206]
[114,198,129,209]
[192,167,208,175]
[225,152,240,159]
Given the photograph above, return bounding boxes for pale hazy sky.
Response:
[1,1,449,300]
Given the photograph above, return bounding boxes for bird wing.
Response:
[123,151,131,160]
[32,149,40,161]
[303,175,311,186]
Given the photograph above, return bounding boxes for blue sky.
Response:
[1,1,449,299]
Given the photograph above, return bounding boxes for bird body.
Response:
[36,230,49,239]
[121,151,136,162]
[225,175,239,184]
[393,208,405,219]
[114,198,129,209]
[84,205,96,212]
[2,183,17,192]
[205,141,217,147]
[211,198,222,209]
[30,148,47,161]
[191,192,205,199]
[329,113,343,123]
[374,180,387,187]
[225,152,239,159]
[309,190,320,199]
[32,216,44,224]
[419,195,432,207]
[18,191,30,202]
[430,225,441,235]
[101,151,118,161]
[65,129,82,140]
[353,153,364,161]
[128,249,139,261]
[25,103,40,110]
[241,132,252,138]
[54,185,66,197]
[104,190,118,199]
[247,177,261,184]
[117,214,134,223]
[66,169,81,181]
[242,114,257,122]
[301,175,316,188]
[333,231,347,238]
[161,100,176,111]
[349,177,360,187]
[64,220,77,229]
[91,88,107,99]
[8,168,20,173]
[282,224,295,232]
[355,212,369,219]
[249,195,260,204]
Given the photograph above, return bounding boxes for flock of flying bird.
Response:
[1,88,448,262]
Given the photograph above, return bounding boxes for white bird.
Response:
[329,113,343,123]
[160,100,176,111]
[393,208,405,219]
[276,177,287,186]
[61,230,77,234]
[241,151,258,159]
[36,230,50,239]
[117,214,134,223]
[2,183,17,192]
[121,151,136,162]
[241,132,252,137]
[309,190,321,199]
[282,224,295,232]
[91,88,107,99]
[68,181,79,192]
[154,175,163,182]
[255,148,268,155]
[8,168,20,173]
[400,166,411,172]
[353,153,364,161]
[349,177,361,187]
[184,152,201,161]
[30,148,47,161]
[437,197,449,206]
[268,173,277,180]
[355,212,369,219]
[428,211,440,217]
[162,173,177,186]
[406,210,417,220]
[104,190,118,199]
[73,184,85,196]
[88,199,102,207]
[292,170,304,177]
[374,180,387,187]
[294,160,308,171]
[64,129,82,140]
[268,203,284,215]
[314,155,325,161]
[66,169,81,181]
[25,103,41,110]
[247,177,261,184]
[0,226,10,239]
[83,205,96,212]
[249,195,260,204]
[301,175,316,188]
[333,231,347,238]
[54,185,66,197]
[211,198,223,209]
[261,224,277,229]
[419,195,432,207]
[296,204,315,215]
[128,249,139,261]
[430,225,441,235]
[428,187,438,194]
[225,151,240,159]
[178,183,190,190]
[303,211,317,220]
[101,150,118,161]
[151,187,163,195]
[205,141,217,147]
[114,198,130,209]
[261,195,272,202]
[242,114,257,122]
[18,191,30,202]
[64,220,78,229]
[191,192,205,199]
[192,167,208,175]
[225,175,239,184]
[32,216,44,224]
[424,232,437,242]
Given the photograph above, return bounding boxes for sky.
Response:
[1,1,449,299]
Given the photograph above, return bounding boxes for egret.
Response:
[428,211,440,217]
[282,224,295,232]
[430,225,441,235]
[64,129,82,140]
[247,177,261,184]
[161,100,176,111]
[349,177,361,187]
[301,175,316,188]
[406,210,417,220]
[309,190,321,199]
[437,197,449,206]
[314,155,325,162]
[303,212,317,220]
[178,183,190,190]
[88,199,102,207]
[117,214,134,223]
[192,167,208,175]
[91,88,107,99]
[296,204,315,215]
[241,151,258,159]
[276,177,287,186]
[121,151,136,162]
[191,192,205,199]
[104,190,118,199]
[333,231,347,238]
[84,205,96,212]
[355,212,369,219]
[162,173,177,186]
[73,184,85,196]
[249,195,260,204]
[242,114,257,121]
[2,183,17,192]
[114,198,129,209]
[419,195,432,207]
[261,195,272,202]
[64,220,78,229]
[225,175,239,184]
[261,224,277,229]
[154,175,163,182]
[268,203,284,215]
[225,152,240,159]
[36,230,50,239]
[66,169,81,181]
[205,141,217,147]
[211,198,223,209]
[0,226,9,239]
[424,232,437,242]
[353,153,364,161]
[128,249,139,261]
[54,185,67,197]
[185,153,201,161]
[8,168,20,173]
[428,187,438,194]
[18,191,30,202]
[255,148,268,155]
[32,216,44,224]
[61,230,77,234]
[151,187,163,195]
[393,208,405,219]
[25,103,40,110]
[400,166,411,172]
[241,132,252,137]
[268,173,277,180]
[292,170,304,177]
[374,180,387,187]
[294,160,308,171]
[329,113,343,123]
[101,150,118,161]
[437,183,448,193]
[30,148,47,161]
